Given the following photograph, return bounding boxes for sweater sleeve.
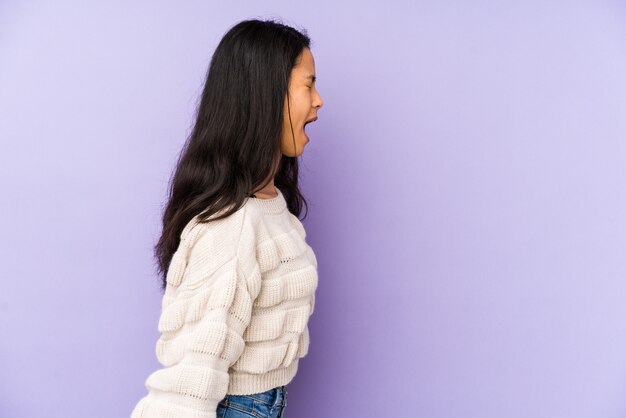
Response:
[131,212,259,418]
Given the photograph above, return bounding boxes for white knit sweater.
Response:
[131,187,318,418]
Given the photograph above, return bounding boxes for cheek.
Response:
[283,92,311,127]
[294,92,312,114]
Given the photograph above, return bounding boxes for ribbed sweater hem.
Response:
[227,360,299,395]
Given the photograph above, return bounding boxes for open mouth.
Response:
[303,117,317,140]
[304,117,317,129]
[304,117,318,127]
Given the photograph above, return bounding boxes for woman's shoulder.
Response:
[177,197,304,263]
[164,206,253,288]
[179,201,275,258]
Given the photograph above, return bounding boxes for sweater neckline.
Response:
[247,186,287,214]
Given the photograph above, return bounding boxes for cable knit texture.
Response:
[131,187,318,418]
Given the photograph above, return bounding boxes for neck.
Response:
[251,154,282,198]
[252,183,278,198]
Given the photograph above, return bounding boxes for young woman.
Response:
[131,18,323,418]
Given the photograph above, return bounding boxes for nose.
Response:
[314,90,323,109]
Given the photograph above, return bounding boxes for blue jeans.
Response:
[217,385,288,418]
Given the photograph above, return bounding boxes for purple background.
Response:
[2,1,626,417]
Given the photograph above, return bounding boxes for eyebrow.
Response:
[306,74,316,82]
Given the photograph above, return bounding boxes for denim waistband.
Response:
[244,385,287,406]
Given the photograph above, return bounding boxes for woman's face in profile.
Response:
[281,47,324,157]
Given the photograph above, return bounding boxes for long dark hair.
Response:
[154,18,311,292]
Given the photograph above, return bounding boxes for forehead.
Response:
[294,48,315,77]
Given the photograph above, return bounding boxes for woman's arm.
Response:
[131,211,259,418]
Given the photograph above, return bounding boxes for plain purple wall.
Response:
[1,1,626,417]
